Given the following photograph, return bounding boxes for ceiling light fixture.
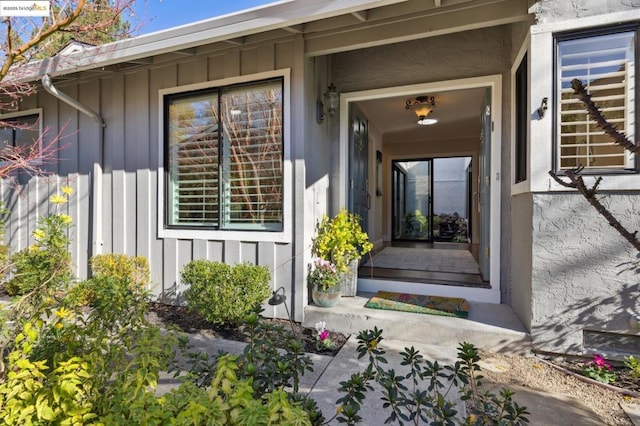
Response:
[406,95,438,126]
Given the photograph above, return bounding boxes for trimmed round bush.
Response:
[181,260,271,325]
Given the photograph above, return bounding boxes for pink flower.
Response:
[593,354,606,367]
[319,330,329,341]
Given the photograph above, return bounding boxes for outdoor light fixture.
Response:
[537,97,548,118]
[406,95,438,126]
[317,83,340,124]
[268,286,296,334]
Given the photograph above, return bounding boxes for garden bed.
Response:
[148,302,349,357]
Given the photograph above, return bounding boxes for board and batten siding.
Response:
[3,37,307,321]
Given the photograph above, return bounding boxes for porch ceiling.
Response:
[303,0,532,56]
[356,87,486,142]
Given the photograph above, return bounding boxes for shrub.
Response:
[182,260,271,325]
[90,253,150,286]
[311,209,373,274]
[4,213,72,297]
[4,190,73,297]
[68,254,151,306]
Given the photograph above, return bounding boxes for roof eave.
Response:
[16,0,409,82]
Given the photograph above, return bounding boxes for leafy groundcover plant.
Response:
[331,327,530,425]
[581,354,617,384]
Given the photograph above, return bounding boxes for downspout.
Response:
[42,74,105,261]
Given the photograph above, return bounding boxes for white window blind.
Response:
[166,79,283,230]
[557,30,635,170]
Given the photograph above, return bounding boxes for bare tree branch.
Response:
[549,169,640,252]
[571,78,640,155]
[550,79,640,252]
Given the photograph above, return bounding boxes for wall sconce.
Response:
[317,83,339,124]
[406,95,438,126]
[537,97,548,118]
[268,286,296,334]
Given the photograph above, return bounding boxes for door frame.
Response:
[391,158,434,242]
[338,75,502,304]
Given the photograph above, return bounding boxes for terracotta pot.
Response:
[311,284,341,307]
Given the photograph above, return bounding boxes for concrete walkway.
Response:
[154,327,638,425]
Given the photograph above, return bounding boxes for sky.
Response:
[131,0,278,35]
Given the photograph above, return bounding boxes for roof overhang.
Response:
[15,0,409,82]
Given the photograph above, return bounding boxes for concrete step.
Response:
[303,293,530,354]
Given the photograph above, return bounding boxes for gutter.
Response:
[42,75,105,128]
[42,74,104,261]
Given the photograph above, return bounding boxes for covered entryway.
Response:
[339,76,502,304]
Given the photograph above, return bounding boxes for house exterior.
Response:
[2,0,639,355]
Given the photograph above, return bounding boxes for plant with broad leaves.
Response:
[333,327,529,425]
[580,354,617,384]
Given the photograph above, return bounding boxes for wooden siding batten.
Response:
[275,242,295,320]
[240,47,259,75]
[207,240,224,262]
[192,239,208,261]
[134,69,152,261]
[110,73,126,254]
[56,85,80,275]
[224,51,241,78]
[124,73,138,256]
[208,54,226,81]
[291,35,306,322]
[162,237,178,303]
[99,76,113,254]
[240,241,258,265]
[176,239,193,299]
[257,42,276,72]
[150,64,177,288]
[224,240,241,265]
[78,78,102,275]
[258,241,277,317]
[147,69,161,284]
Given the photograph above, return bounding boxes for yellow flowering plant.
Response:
[311,209,373,274]
[4,187,74,296]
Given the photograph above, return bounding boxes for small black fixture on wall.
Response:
[316,83,339,124]
[537,97,548,118]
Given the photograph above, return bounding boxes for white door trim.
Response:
[339,74,502,304]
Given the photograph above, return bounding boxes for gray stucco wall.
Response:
[530,193,640,354]
[524,0,640,354]
[530,0,639,23]
[510,193,533,331]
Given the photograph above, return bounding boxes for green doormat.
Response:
[364,291,469,318]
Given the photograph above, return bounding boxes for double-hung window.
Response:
[165,77,284,231]
[555,27,637,172]
[0,112,41,159]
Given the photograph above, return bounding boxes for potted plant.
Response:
[311,209,373,297]
[308,258,341,307]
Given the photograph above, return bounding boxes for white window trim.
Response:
[0,108,44,164]
[530,9,640,192]
[511,35,530,196]
[157,69,292,243]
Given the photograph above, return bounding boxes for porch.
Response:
[302,293,530,353]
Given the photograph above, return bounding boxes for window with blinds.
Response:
[556,29,636,171]
[166,78,283,230]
